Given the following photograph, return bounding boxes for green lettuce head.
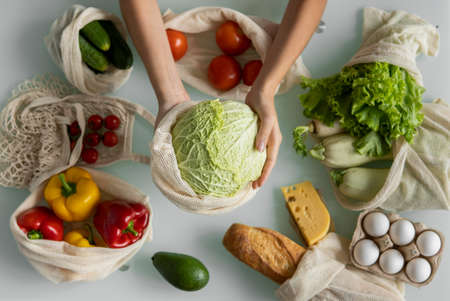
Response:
[171,100,266,197]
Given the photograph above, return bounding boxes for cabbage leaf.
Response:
[172,100,266,197]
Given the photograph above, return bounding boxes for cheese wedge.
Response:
[281,181,331,246]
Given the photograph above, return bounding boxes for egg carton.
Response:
[349,209,445,287]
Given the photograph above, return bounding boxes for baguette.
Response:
[222,223,306,284]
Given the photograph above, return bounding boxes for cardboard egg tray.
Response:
[349,209,445,287]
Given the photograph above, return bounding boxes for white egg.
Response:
[389,219,415,246]
[406,257,432,283]
[363,212,390,237]
[416,231,441,257]
[353,239,379,266]
[379,249,404,274]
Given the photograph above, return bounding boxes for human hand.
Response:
[155,93,190,128]
[245,88,282,189]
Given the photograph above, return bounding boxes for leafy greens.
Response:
[296,62,424,157]
[172,100,266,197]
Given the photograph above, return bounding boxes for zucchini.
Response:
[79,34,109,72]
[100,21,133,69]
[80,21,111,51]
[309,134,392,168]
[330,168,389,202]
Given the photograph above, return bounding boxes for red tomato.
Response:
[103,131,118,147]
[243,60,263,86]
[87,114,103,131]
[81,148,98,164]
[166,29,188,61]
[104,115,121,130]
[208,55,241,91]
[70,140,77,151]
[216,21,251,56]
[84,132,101,147]
[68,121,81,137]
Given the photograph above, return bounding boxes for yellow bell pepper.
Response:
[64,225,95,248]
[44,167,100,222]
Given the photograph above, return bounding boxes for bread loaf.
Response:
[222,223,305,284]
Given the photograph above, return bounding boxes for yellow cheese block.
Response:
[281,181,331,246]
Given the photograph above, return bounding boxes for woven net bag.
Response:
[45,4,132,95]
[0,74,154,191]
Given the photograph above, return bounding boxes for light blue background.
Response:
[0,1,448,300]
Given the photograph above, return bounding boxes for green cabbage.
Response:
[297,62,425,157]
[171,100,266,197]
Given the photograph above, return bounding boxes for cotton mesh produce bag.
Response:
[0,74,154,191]
[150,100,261,215]
[45,4,132,95]
[276,233,405,301]
[333,99,450,212]
[9,168,153,284]
[162,7,311,100]
[312,7,449,212]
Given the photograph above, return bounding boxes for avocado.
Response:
[152,252,209,291]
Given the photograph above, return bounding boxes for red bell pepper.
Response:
[16,206,64,241]
[93,200,150,248]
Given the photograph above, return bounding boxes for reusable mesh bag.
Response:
[45,4,132,95]
[162,7,311,100]
[9,168,153,283]
[150,101,260,215]
[277,233,405,301]
[313,8,449,211]
[0,74,154,191]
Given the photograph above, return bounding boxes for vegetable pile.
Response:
[79,20,133,72]
[17,167,150,249]
[171,100,266,197]
[294,62,425,157]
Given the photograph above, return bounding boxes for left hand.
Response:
[245,88,282,189]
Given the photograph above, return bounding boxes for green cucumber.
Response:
[80,21,111,51]
[100,21,133,69]
[79,34,109,72]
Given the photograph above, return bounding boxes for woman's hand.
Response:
[155,95,189,128]
[246,88,282,189]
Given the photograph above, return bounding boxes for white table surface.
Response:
[0,0,448,300]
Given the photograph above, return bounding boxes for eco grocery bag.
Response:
[276,233,405,301]
[9,167,153,284]
[333,100,450,212]
[45,5,132,95]
[150,100,259,215]
[162,7,311,100]
[318,8,448,211]
[0,74,154,191]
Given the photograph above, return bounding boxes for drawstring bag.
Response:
[45,5,132,95]
[310,7,448,212]
[0,74,154,191]
[9,167,153,283]
[333,99,450,211]
[150,100,259,215]
[277,233,405,301]
[162,7,311,100]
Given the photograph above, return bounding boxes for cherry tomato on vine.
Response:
[87,114,103,131]
[103,131,118,147]
[84,132,101,147]
[243,60,263,86]
[68,121,81,137]
[208,55,241,91]
[166,29,188,61]
[216,21,251,56]
[81,148,98,164]
[104,115,121,130]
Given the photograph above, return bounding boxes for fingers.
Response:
[255,112,275,152]
[252,127,282,189]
